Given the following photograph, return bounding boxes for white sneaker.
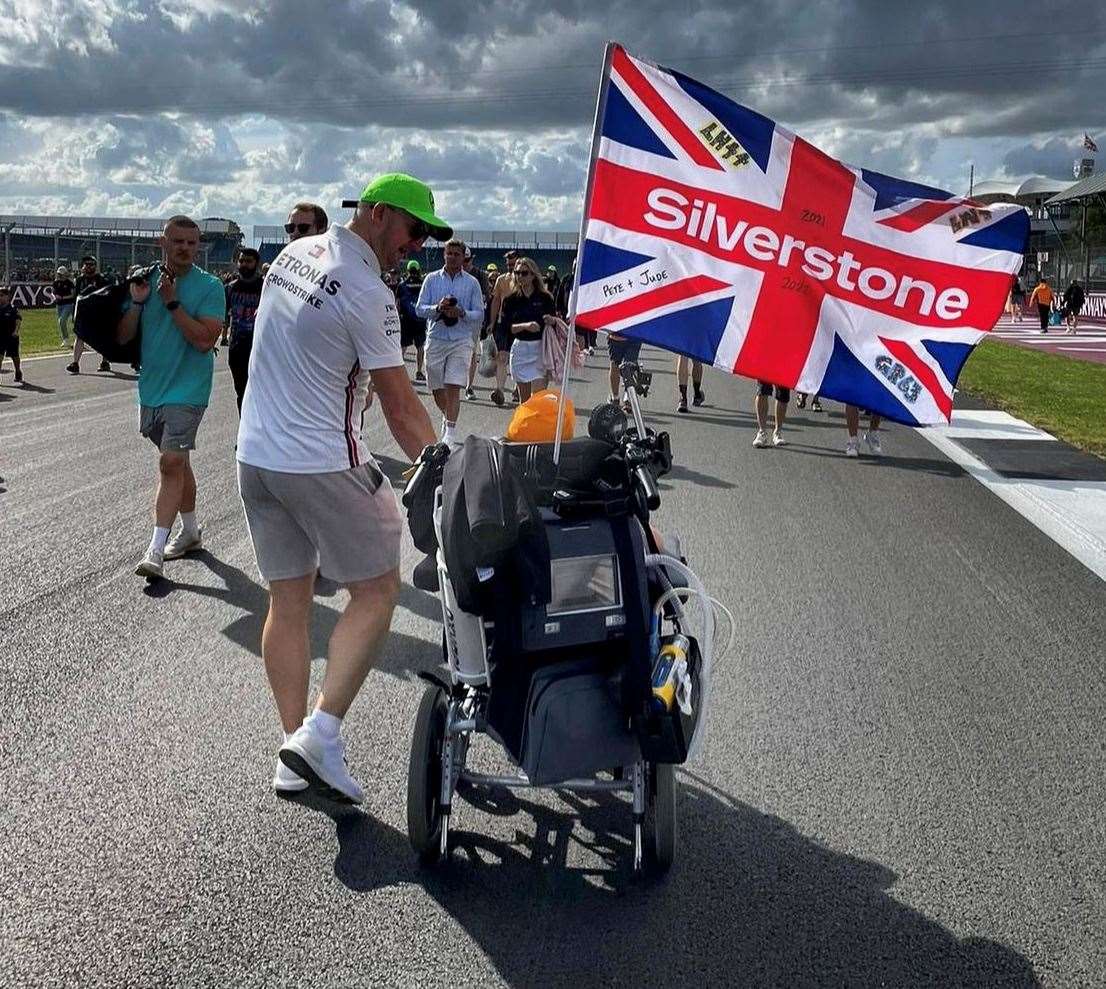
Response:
[273,754,309,794]
[772,431,786,447]
[279,721,364,804]
[163,526,202,560]
[845,439,859,458]
[752,430,769,448]
[864,432,883,456]
[135,548,164,579]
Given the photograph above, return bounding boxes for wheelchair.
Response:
[402,364,726,874]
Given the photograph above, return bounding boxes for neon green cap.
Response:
[406,259,421,271]
[355,172,452,241]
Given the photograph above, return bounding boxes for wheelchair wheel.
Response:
[644,762,676,874]
[407,684,449,864]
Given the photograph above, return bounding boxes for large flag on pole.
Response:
[572,44,1029,425]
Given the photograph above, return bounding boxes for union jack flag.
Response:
[573,44,1029,425]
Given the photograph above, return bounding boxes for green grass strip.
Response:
[958,338,1106,458]
[13,309,73,357]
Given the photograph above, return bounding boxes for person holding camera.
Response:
[117,216,227,579]
[415,239,483,444]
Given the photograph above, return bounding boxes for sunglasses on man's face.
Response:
[514,269,532,277]
[284,222,314,234]
[392,208,431,241]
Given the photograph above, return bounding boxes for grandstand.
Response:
[1,215,243,285]
[254,225,580,274]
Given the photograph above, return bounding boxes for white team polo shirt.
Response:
[237,224,402,473]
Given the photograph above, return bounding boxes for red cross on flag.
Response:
[571,44,1029,425]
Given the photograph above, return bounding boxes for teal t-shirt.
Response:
[136,265,226,408]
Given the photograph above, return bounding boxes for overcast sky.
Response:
[1,0,1103,241]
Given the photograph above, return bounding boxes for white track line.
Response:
[922,416,1106,583]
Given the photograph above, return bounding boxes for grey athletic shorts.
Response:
[237,460,402,584]
[140,404,205,452]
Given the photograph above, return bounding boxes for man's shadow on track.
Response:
[142,549,442,682]
[2,381,55,395]
[312,771,1040,988]
[776,445,967,478]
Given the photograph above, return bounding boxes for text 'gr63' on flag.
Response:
[573,43,1029,426]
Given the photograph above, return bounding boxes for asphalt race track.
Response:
[1,349,1103,988]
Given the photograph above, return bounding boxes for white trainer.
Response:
[273,755,309,794]
[772,431,786,447]
[845,439,859,458]
[279,721,364,804]
[752,430,769,448]
[135,548,164,579]
[163,526,202,560]
[864,432,883,456]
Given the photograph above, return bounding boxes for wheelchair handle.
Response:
[633,464,661,511]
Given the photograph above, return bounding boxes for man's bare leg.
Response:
[155,452,186,528]
[314,569,401,718]
[264,572,315,733]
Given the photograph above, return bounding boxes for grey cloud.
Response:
[2,0,1097,138]
[1002,137,1088,181]
[1,0,1105,233]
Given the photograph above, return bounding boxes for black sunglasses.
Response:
[284,222,314,234]
[390,207,431,241]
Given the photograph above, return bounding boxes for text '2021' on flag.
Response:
[570,43,1029,426]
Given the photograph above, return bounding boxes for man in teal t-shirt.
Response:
[118,215,226,580]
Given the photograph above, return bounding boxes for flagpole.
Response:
[553,40,617,467]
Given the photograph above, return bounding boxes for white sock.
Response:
[148,526,170,554]
[442,420,456,443]
[179,510,198,536]
[308,709,342,739]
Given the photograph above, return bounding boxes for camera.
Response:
[441,295,459,326]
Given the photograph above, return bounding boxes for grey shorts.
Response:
[140,404,205,451]
[237,460,402,584]
[425,336,473,390]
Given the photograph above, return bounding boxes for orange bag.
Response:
[506,389,575,443]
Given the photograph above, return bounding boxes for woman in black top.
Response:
[499,256,557,403]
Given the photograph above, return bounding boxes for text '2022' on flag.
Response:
[572,43,1029,426]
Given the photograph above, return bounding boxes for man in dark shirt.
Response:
[67,256,112,374]
[52,265,76,344]
[0,287,24,384]
[396,261,426,383]
[222,248,264,413]
[545,265,560,298]
[1063,279,1086,335]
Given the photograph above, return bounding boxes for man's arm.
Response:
[462,277,484,325]
[488,280,507,332]
[173,310,223,352]
[117,304,142,344]
[414,274,438,321]
[221,285,232,344]
[370,365,437,460]
[161,274,224,352]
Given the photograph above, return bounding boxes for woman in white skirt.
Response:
[500,256,557,403]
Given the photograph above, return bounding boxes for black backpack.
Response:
[73,263,157,364]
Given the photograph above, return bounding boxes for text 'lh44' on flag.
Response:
[573,43,1029,426]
